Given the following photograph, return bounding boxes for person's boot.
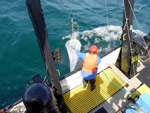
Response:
[83,80,88,89]
[83,82,87,89]
[91,85,96,91]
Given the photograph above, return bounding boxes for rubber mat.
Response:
[63,68,126,113]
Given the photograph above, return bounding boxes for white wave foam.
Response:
[63,25,146,54]
[63,25,122,42]
[62,32,80,40]
[92,25,122,41]
[133,29,146,37]
[94,38,100,43]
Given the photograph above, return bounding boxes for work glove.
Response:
[71,46,75,50]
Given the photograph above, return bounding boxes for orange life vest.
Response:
[82,53,97,72]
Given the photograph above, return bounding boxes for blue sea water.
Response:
[0,0,149,109]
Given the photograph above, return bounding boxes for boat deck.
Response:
[138,61,150,87]
[63,67,126,113]
[6,58,150,113]
[91,60,150,113]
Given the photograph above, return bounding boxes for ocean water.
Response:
[0,0,149,109]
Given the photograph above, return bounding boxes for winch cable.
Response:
[56,0,79,30]
[61,0,70,16]
[127,0,150,61]
[104,0,109,26]
[99,65,136,97]
[69,0,79,33]
[58,0,69,16]
[115,0,119,25]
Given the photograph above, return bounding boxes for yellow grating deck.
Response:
[63,68,126,113]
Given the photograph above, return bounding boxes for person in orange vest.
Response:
[72,45,101,91]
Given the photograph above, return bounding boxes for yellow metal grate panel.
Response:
[134,84,150,96]
[63,68,126,113]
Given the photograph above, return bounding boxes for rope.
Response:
[123,18,128,30]
[99,65,136,97]
[127,0,140,29]
[127,0,150,61]
[127,0,149,50]
[70,13,79,33]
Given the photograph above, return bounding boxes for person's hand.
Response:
[71,46,75,50]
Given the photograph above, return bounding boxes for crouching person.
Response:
[23,83,60,113]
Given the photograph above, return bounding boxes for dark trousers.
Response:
[83,78,95,87]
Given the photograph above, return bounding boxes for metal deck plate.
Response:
[63,68,126,113]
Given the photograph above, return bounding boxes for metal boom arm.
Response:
[119,0,138,78]
[25,0,67,112]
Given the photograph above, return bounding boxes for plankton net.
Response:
[65,39,81,72]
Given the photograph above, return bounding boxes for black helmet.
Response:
[23,83,52,113]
